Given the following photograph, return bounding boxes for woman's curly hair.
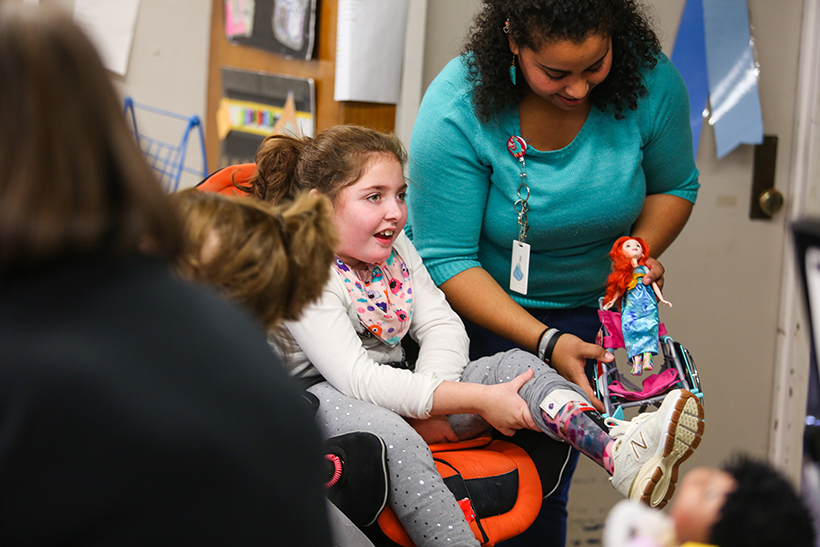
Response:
[463,0,661,121]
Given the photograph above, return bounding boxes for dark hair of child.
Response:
[711,455,815,547]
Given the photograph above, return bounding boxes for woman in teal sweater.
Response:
[407,1,699,545]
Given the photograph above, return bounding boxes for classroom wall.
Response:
[44,0,212,189]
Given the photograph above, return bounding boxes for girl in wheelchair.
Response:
[215,125,704,547]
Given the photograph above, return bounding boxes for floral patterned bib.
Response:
[333,248,413,347]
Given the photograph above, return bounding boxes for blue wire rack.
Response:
[124,97,208,193]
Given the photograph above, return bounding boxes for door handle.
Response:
[759,188,784,217]
[750,135,783,219]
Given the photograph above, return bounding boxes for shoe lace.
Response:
[605,412,652,439]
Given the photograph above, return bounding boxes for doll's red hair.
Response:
[604,236,650,307]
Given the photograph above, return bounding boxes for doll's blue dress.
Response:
[621,265,659,359]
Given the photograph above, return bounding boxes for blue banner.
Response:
[671,0,763,159]
[671,0,709,155]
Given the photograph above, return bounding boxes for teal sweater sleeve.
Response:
[407,54,699,309]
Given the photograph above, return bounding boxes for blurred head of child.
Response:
[604,455,814,547]
[172,189,336,343]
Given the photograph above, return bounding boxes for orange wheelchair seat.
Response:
[375,435,542,547]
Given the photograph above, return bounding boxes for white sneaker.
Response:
[607,389,704,508]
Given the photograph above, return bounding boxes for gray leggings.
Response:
[309,348,588,547]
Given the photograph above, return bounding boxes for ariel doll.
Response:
[602,236,672,375]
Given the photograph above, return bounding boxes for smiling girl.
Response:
[245,125,703,547]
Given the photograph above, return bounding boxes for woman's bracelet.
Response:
[537,327,564,365]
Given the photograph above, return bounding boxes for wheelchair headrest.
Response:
[195,163,254,197]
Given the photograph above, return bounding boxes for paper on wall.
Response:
[74,0,141,77]
[334,0,409,104]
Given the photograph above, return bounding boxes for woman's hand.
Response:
[642,256,666,290]
[550,334,611,412]
[406,415,458,444]
[477,369,539,436]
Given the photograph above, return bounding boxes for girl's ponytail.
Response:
[239,133,309,203]
[276,192,337,322]
[172,189,335,342]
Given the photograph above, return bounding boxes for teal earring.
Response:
[509,55,517,85]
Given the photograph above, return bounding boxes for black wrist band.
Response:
[537,327,562,362]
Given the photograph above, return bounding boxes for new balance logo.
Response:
[630,432,648,459]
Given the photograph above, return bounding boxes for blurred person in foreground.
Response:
[0,4,331,545]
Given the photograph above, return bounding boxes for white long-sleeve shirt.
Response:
[284,232,469,418]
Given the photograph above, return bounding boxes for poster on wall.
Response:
[217,67,315,168]
[334,0,409,103]
[224,0,317,60]
[74,0,141,76]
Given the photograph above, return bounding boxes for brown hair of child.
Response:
[237,124,407,205]
[173,190,336,342]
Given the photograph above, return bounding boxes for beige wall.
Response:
[42,0,212,189]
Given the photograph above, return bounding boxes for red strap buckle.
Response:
[457,498,476,523]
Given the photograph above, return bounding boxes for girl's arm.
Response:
[285,283,444,419]
[440,267,609,411]
[431,369,538,436]
[397,233,469,383]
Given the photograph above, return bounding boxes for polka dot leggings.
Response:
[308,348,589,547]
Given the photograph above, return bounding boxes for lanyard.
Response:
[507,135,531,295]
[507,136,530,242]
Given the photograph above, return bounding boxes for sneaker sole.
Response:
[630,390,704,508]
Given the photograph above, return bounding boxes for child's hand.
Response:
[406,415,458,444]
[479,369,538,436]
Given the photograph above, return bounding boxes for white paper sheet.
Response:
[74,0,141,77]
[334,0,409,104]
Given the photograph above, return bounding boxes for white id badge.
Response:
[509,240,530,295]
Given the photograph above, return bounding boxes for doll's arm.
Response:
[652,282,672,307]
[602,292,621,310]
